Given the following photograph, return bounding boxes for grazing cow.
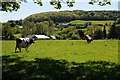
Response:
[78,30,93,43]
[15,38,35,52]
[85,35,93,43]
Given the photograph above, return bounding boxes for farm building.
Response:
[26,35,50,40]
[26,35,56,40]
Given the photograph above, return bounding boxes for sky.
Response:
[0,0,119,22]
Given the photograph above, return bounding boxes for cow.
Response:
[15,38,35,52]
[85,35,93,43]
[78,30,93,43]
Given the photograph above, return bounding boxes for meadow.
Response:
[2,40,118,63]
[70,20,115,34]
[70,20,114,24]
[2,40,120,79]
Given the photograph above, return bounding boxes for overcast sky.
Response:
[0,0,119,22]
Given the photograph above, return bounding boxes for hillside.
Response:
[25,10,120,23]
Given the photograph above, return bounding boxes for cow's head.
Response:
[30,38,35,44]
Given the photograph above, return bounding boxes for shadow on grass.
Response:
[2,55,120,80]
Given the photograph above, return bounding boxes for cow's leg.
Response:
[15,45,18,52]
[25,47,28,52]
[18,46,21,52]
[87,40,90,44]
[18,48,21,52]
[25,43,29,52]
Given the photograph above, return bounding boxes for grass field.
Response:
[2,40,118,63]
[70,20,115,34]
[70,20,115,24]
[2,40,120,79]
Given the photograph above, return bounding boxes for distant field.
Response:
[70,20,115,34]
[14,33,22,38]
[70,20,115,24]
[2,40,118,63]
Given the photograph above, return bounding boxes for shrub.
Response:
[77,30,85,39]
[55,35,62,40]
[94,29,104,39]
[67,32,74,39]
[61,34,67,40]
[71,34,80,40]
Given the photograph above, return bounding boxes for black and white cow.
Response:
[85,35,93,43]
[15,38,35,52]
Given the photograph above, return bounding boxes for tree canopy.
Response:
[0,0,112,12]
[25,10,120,23]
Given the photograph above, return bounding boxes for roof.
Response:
[26,35,35,39]
[19,26,23,28]
[26,35,50,39]
[50,35,56,39]
[35,35,50,39]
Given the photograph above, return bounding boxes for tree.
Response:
[67,32,73,39]
[107,23,117,39]
[71,33,80,40]
[0,22,2,37]
[103,26,107,39]
[116,17,120,24]
[2,23,14,39]
[35,21,49,35]
[42,21,49,35]
[86,26,94,35]
[77,30,85,39]
[116,26,120,39]
[107,23,120,39]
[22,21,31,37]
[0,2,20,12]
[89,0,111,6]
[94,29,104,39]
[15,25,22,34]
[35,22,43,35]
[48,20,55,35]
[0,0,112,12]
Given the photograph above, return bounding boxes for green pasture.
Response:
[70,20,115,34]
[2,40,118,63]
[70,20,114,25]
[14,33,22,38]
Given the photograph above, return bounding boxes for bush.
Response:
[116,17,120,24]
[9,34,15,40]
[77,30,85,39]
[61,34,67,40]
[71,34,80,40]
[55,35,62,40]
[94,29,104,39]
[107,23,117,39]
[67,32,74,39]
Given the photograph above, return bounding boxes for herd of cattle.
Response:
[14,35,93,52]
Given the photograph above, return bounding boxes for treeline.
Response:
[25,10,120,23]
